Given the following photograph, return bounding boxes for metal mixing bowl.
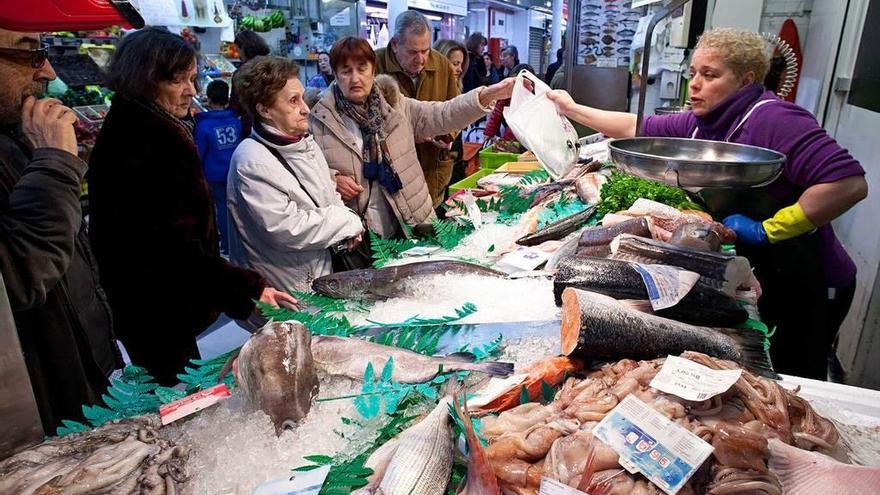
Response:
[608,137,785,189]
[654,105,690,115]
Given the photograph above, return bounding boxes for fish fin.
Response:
[768,438,880,494]
[217,348,242,381]
[461,360,516,377]
[445,351,478,362]
[453,392,502,495]
[716,327,778,379]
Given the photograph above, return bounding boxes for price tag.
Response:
[630,263,700,311]
[159,383,231,425]
[649,355,742,402]
[539,477,590,495]
[495,247,551,274]
[252,465,331,495]
[592,395,713,495]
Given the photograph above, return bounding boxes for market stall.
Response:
[2,5,880,495]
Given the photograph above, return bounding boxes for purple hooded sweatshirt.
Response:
[642,83,864,288]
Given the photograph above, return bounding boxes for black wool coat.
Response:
[88,95,266,382]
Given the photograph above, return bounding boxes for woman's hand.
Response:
[346,233,363,251]
[334,174,364,201]
[259,287,299,309]
[546,90,578,117]
[479,78,516,107]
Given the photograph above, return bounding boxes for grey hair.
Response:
[393,10,430,42]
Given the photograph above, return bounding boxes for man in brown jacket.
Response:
[375,10,460,208]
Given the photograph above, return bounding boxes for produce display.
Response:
[240,9,285,32]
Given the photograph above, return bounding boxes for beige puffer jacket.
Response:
[310,75,489,229]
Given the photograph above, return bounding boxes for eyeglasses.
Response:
[0,44,49,69]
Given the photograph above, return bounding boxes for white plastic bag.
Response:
[503,70,580,179]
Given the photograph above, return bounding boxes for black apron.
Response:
[695,100,835,379]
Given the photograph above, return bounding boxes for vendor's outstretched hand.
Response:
[479,78,516,107]
[723,214,768,245]
[546,90,577,117]
[259,287,299,309]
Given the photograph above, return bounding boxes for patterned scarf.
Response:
[332,83,402,194]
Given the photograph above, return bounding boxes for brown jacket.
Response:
[375,47,461,207]
[310,76,487,231]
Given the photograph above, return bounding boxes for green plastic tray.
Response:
[479,146,520,169]
[448,168,494,194]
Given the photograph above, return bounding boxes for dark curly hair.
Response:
[233,56,300,118]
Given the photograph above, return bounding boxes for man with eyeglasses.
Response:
[0,28,121,433]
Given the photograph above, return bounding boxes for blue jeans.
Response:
[210,182,229,254]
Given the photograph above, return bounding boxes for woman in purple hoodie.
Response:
[546,28,868,381]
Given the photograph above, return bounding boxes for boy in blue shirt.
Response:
[195,80,241,255]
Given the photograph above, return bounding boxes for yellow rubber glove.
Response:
[762,202,816,244]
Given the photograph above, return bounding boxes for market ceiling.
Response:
[0,0,143,31]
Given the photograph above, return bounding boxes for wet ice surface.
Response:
[347,274,560,326]
[171,334,560,494]
[171,375,376,495]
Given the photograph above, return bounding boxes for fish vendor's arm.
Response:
[546,90,638,138]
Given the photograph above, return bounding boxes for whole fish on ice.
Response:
[311,335,514,383]
[312,260,505,299]
[235,321,318,434]
[378,398,454,495]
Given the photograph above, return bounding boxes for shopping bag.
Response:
[503,69,580,179]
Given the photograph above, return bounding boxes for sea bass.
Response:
[235,321,318,434]
[311,336,514,383]
[311,260,505,299]
[560,288,773,376]
[516,206,598,246]
[553,256,748,326]
[379,398,454,495]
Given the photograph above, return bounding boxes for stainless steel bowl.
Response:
[654,105,690,115]
[608,137,785,189]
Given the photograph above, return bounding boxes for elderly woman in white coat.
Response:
[227,56,364,292]
[310,37,514,240]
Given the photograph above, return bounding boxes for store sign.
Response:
[407,0,467,16]
[330,7,351,26]
[133,0,233,28]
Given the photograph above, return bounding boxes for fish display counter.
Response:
[3,158,880,494]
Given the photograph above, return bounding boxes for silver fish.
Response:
[235,321,318,434]
[379,398,454,495]
[312,260,505,300]
[311,336,514,383]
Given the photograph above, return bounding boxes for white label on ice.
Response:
[252,465,331,495]
[539,477,590,495]
[495,247,551,274]
[592,395,713,495]
[466,373,528,408]
[649,355,742,402]
[630,263,700,311]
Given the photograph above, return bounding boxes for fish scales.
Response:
[516,206,597,246]
[561,288,743,363]
[379,399,453,495]
[610,234,752,295]
[553,256,748,326]
[311,336,513,383]
[312,260,505,299]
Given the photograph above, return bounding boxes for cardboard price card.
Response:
[592,395,714,495]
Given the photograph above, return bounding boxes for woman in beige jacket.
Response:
[310,36,514,240]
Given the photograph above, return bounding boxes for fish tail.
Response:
[454,392,501,494]
[717,327,778,378]
[457,360,516,377]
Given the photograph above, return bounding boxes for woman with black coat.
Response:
[88,28,295,385]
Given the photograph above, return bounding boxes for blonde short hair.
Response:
[695,28,770,83]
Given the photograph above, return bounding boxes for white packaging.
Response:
[503,70,580,180]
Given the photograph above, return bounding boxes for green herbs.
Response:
[596,171,703,217]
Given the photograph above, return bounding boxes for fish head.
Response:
[241,321,318,434]
[312,269,374,299]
